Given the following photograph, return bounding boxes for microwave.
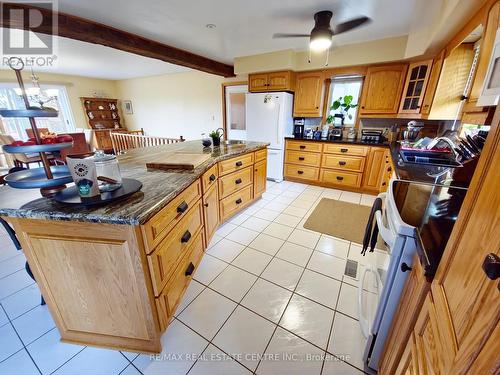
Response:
[478,29,500,106]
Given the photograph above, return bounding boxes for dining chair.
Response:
[0,134,56,168]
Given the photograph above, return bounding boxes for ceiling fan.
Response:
[273,10,371,52]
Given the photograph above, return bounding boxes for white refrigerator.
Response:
[245,92,294,181]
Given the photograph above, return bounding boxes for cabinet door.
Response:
[360,65,407,114]
[430,116,500,374]
[249,73,269,92]
[268,71,293,91]
[399,60,433,114]
[293,72,324,117]
[362,147,386,191]
[253,159,267,198]
[203,183,219,245]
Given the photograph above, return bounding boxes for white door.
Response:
[225,85,248,140]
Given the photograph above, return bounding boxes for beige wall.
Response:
[235,36,409,74]
[115,71,246,140]
[0,70,119,130]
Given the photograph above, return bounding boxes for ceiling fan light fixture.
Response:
[309,35,332,51]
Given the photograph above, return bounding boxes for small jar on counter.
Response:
[91,150,122,192]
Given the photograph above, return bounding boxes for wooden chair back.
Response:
[110,132,185,154]
[59,133,91,160]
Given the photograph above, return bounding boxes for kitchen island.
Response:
[0,140,268,353]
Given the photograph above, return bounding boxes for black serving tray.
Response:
[53,178,142,206]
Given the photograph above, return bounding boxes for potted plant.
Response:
[209,128,224,147]
[326,95,358,125]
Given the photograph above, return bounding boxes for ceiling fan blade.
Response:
[273,33,311,39]
[333,16,371,35]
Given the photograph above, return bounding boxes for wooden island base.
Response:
[6,147,267,354]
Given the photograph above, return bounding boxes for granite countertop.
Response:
[284,136,390,148]
[389,142,469,188]
[0,140,268,225]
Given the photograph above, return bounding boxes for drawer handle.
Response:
[209,174,216,182]
[181,230,192,243]
[235,198,243,204]
[177,201,188,214]
[235,178,242,184]
[204,203,209,207]
[185,262,195,276]
[299,145,306,149]
[298,170,304,175]
[298,157,305,161]
[235,161,243,167]
[340,148,348,153]
[338,161,346,166]
[336,176,344,181]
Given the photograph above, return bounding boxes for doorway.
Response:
[224,84,248,140]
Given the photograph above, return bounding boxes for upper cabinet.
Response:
[293,71,324,117]
[248,70,295,92]
[398,60,433,114]
[359,64,407,115]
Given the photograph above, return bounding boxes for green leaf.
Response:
[326,115,333,124]
[331,101,341,110]
[344,95,353,105]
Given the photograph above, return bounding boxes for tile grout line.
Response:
[0,303,43,374]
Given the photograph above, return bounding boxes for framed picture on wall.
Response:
[123,100,133,114]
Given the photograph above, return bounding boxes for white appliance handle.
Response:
[358,265,371,338]
[358,265,383,338]
[275,100,281,145]
[374,192,396,249]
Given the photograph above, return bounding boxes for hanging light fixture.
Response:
[13,67,57,108]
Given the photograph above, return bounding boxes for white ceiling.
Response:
[47,0,431,64]
[0,31,190,80]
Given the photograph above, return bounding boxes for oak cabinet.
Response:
[248,70,295,92]
[253,159,267,198]
[359,64,407,115]
[399,60,433,114]
[293,71,324,117]
[202,183,219,246]
[362,147,387,192]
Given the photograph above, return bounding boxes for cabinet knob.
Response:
[209,174,216,182]
[177,201,188,213]
[482,253,500,280]
[340,148,348,153]
[235,161,243,167]
[185,262,195,276]
[298,157,305,161]
[298,170,304,175]
[361,106,365,109]
[336,176,344,181]
[401,262,412,272]
[338,161,346,166]
[181,230,192,244]
[235,198,243,204]
[299,145,306,149]
[315,106,319,109]
[235,178,242,184]
[204,203,209,207]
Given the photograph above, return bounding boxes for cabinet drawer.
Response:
[285,150,321,167]
[147,200,204,296]
[201,164,218,194]
[155,229,205,330]
[142,180,202,253]
[218,153,254,176]
[320,169,362,188]
[219,184,253,221]
[219,166,253,199]
[286,140,323,153]
[323,144,368,156]
[254,148,267,162]
[284,164,319,181]
[321,154,365,172]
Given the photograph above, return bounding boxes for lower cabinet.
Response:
[254,159,267,197]
[203,183,219,246]
[362,147,387,192]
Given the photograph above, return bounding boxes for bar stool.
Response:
[0,217,45,305]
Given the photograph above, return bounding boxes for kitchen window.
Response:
[328,76,363,125]
[0,83,76,140]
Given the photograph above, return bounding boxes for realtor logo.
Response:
[1,1,58,66]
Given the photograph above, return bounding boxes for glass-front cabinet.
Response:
[399,60,433,114]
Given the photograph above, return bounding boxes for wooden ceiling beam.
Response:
[0,3,235,77]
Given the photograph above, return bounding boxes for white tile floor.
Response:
[0,181,382,374]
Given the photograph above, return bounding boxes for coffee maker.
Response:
[293,117,305,138]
